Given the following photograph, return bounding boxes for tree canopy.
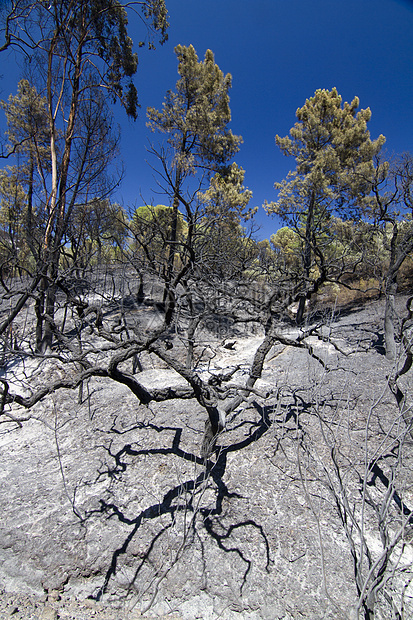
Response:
[0,0,169,350]
[265,87,386,322]
[146,43,243,303]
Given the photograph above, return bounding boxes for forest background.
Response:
[1,0,413,235]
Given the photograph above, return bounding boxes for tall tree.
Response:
[0,166,28,271]
[146,44,242,300]
[369,153,413,360]
[266,87,385,324]
[196,163,255,279]
[0,0,168,350]
[1,79,50,262]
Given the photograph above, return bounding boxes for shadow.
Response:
[372,331,386,355]
[88,402,275,605]
[367,460,413,524]
[95,425,203,483]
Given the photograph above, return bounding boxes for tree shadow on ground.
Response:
[86,399,308,608]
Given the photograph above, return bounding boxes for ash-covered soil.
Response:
[0,294,412,619]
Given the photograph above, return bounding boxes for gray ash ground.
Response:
[0,294,412,619]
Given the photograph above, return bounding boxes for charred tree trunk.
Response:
[384,279,398,361]
[296,193,315,326]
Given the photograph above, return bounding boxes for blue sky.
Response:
[1,0,413,240]
[117,0,413,238]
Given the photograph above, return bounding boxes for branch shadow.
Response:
[87,401,281,606]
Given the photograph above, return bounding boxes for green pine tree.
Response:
[265,87,385,323]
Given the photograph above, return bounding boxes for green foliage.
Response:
[267,87,385,226]
[132,203,188,239]
[141,0,169,46]
[0,6,161,351]
[0,165,26,234]
[196,163,255,278]
[265,88,386,320]
[147,44,242,179]
[131,204,187,271]
[0,80,51,264]
[0,0,170,256]
[197,163,254,222]
[0,166,28,268]
[270,226,301,270]
[2,1,169,119]
[146,44,243,286]
[0,2,169,349]
[77,0,141,117]
[64,200,128,269]
[1,79,50,161]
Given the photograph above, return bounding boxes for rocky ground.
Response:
[0,294,412,619]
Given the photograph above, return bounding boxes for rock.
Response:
[39,606,57,620]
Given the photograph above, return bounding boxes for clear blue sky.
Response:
[117,0,413,238]
[1,0,413,240]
